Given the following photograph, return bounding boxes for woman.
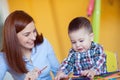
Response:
[0,10,59,80]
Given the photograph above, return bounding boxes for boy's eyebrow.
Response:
[78,38,84,40]
[71,38,84,41]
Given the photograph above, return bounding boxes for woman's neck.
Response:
[22,48,32,60]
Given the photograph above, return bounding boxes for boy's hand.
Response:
[81,70,96,79]
[54,71,68,80]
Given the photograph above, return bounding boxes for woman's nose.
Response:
[30,33,36,40]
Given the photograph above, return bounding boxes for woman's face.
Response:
[17,21,37,50]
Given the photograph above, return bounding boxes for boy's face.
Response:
[69,27,94,53]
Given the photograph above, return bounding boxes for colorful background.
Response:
[0,0,120,79]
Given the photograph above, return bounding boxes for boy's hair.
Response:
[68,17,93,34]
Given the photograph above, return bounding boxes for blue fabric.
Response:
[0,38,59,80]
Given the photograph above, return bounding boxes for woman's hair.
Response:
[68,17,93,34]
[2,10,43,73]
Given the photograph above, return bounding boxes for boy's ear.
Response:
[90,33,94,41]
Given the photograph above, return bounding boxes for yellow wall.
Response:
[100,0,120,68]
[7,0,89,62]
[100,0,120,53]
[7,0,120,65]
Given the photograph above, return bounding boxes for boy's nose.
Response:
[76,42,81,47]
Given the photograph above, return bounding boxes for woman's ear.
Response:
[90,33,94,41]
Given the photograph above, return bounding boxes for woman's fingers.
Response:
[25,68,40,80]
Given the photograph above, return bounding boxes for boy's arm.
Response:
[91,45,107,75]
[59,51,75,75]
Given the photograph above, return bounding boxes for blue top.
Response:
[0,38,59,80]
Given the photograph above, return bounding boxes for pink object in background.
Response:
[87,0,95,17]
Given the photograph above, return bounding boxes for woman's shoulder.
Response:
[34,37,51,50]
[37,37,50,46]
[0,52,5,59]
[0,52,8,66]
[43,37,50,43]
[32,37,52,55]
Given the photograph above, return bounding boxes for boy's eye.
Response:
[80,40,84,42]
[72,41,76,44]
[33,29,37,33]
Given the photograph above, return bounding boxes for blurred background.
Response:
[0,0,120,79]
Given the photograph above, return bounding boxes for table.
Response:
[60,71,120,80]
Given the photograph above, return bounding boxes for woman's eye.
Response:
[24,33,30,37]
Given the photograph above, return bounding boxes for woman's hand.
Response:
[81,70,96,79]
[24,68,40,80]
[54,71,68,80]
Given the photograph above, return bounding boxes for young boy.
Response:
[55,17,107,80]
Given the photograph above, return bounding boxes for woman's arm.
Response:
[46,38,59,76]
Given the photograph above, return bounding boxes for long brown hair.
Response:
[2,10,43,73]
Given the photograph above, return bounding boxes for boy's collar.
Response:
[70,41,96,53]
[90,41,96,49]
